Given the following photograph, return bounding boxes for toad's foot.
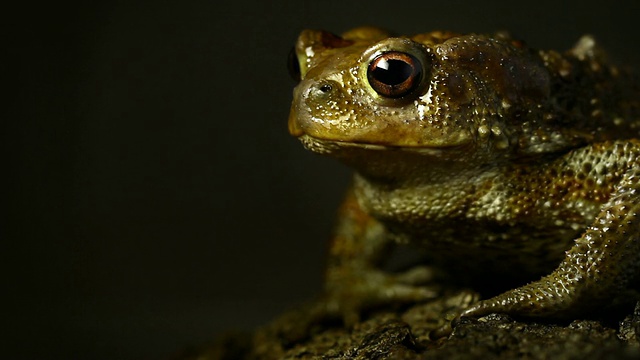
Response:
[265,265,439,344]
[322,265,440,325]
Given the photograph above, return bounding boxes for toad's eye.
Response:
[367,51,422,98]
[287,47,301,82]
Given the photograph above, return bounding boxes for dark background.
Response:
[8,1,640,359]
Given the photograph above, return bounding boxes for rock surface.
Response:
[173,291,640,360]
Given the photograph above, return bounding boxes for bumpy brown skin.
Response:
[288,27,640,332]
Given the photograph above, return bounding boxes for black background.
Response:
[8,1,640,359]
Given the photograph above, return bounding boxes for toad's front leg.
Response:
[266,188,438,343]
[317,188,439,325]
[461,143,640,321]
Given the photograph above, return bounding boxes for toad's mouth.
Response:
[290,117,476,150]
[297,134,482,180]
[297,134,473,156]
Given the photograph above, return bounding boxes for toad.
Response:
[287,27,640,333]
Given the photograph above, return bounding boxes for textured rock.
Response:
[174,295,640,360]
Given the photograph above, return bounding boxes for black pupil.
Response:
[371,59,413,85]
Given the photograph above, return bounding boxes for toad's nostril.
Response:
[319,84,333,93]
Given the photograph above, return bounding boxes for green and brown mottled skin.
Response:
[287,27,640,333]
